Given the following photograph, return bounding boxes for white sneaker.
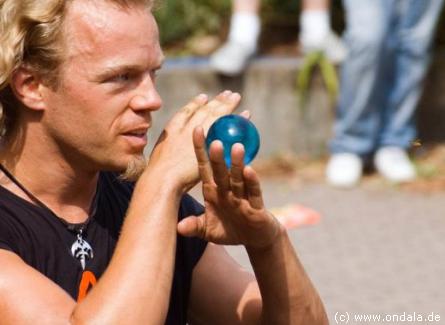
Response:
[326,153,363,188]
[374,147,416,183]
[301,31,348,64]
[323,32,348,64]
[209,41,256,76]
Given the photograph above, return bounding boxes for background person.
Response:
[210,0,346,76]
[326,0,444,188]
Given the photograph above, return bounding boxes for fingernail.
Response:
[232,142,244,151]
[222,90,232,97]
[229,92,240,101]
[197,94,208,101]
[242,110,251,118]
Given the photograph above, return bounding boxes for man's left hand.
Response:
[177,127,283,249]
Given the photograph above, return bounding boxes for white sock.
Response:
[300,10,330,50]
[228,12,260,51]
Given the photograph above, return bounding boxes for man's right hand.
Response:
[147,90,242,192]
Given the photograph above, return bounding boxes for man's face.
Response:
[40,0,164,173]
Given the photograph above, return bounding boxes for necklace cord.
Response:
[0,163,93,232]
[0,163,95,268]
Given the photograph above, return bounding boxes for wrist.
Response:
[138,164,185,198]
[245,219,287,256]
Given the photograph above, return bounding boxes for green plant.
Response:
[154,0,231,46]
[297,51,339,118]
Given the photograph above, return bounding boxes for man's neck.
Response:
[0,136,99,224]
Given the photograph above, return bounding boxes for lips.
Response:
[121,125,150,148]
[122,124,150,136]
[124,130,147,137]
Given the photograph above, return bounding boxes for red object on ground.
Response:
[271,204,321,230]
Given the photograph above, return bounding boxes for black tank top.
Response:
[0,172,207,324]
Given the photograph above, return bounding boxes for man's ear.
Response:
[11,66,47,111]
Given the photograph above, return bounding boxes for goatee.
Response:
[119,155,147,182]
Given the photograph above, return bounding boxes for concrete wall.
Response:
[146,53,445,160]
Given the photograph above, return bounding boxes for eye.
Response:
[111,73,132,83]
[150,69,159,80]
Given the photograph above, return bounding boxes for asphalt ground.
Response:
[189,162,445,324]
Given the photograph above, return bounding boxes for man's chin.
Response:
[118,155,147,182]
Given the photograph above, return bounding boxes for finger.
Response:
[209,140,230,194]
[204,90,232,109]
[243,166,264,209]
[205,91,241,117]
[179,94,209,122]
[196,90,230,115]
[230,143,246,199]
[239,110,251,119]
[177,215,206,238]
[193,127,213,184]
[187,91,233,133]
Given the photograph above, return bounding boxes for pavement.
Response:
[190,172,445,324]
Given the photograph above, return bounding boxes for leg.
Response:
[299,0,347,63]
[302,0,330,10]
[227,0,261,50]
[209,0,261,75]
[326,0,394,187]
[233,0,260,13]
[372,0,443,183]
[378,0,444,149]
[300,0,330,50]
[330,0,394,156]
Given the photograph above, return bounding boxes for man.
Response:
[0,0,327,324]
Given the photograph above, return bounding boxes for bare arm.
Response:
[188,242,327,325]
[0,92,241,324]
[0,147,180,325]
[72,170,181,324]
[0,173,179,324]
[179,128,328,325]
[246,228,328,324]
[188,244,262,325]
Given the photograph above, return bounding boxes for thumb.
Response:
[177,215,206,238]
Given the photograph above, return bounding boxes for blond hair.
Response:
[0,0,155,140]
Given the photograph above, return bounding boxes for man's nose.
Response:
[129,75,162,112]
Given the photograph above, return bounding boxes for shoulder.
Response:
[0,186,32,253]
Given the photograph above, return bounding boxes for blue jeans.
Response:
[330,0,444,156]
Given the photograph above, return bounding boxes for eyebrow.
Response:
[94,57,165,81]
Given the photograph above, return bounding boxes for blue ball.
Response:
[206,114,260,168]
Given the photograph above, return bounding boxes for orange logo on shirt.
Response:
[77,270,97,302]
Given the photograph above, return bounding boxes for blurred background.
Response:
[150,1,445,323]
[155,0,303,56]
[150,0,445,189]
